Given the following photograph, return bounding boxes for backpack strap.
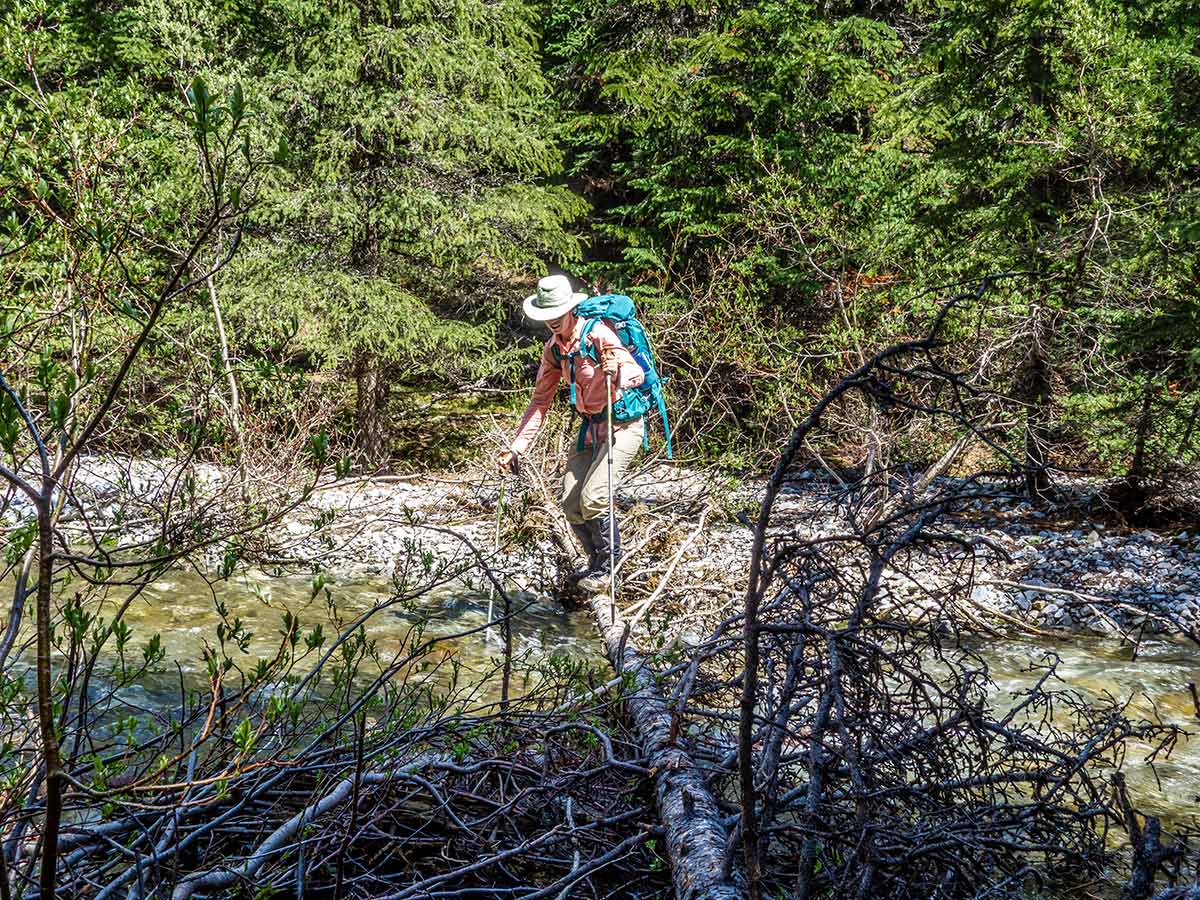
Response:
[571,317,606,413]
[576,318,600,363]
[655,385,673,459]
[552,342,579,405]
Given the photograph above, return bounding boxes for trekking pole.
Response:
[605,371,617,620]
[487,472,506,645]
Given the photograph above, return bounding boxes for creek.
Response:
[966,633,1199,828]
[87,568,604,709]
[31,568,1200,830]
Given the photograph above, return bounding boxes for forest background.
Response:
[4,2,1200,897]
[3,0,1199,503]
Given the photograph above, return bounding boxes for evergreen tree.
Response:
[545,0,1200,502]
[891,0,1200,502]
[223,0,585,462]
[7,0,585,465]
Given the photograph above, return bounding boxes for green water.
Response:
[11,568,1199,826]
[132,569,600,681]
[968,634,1199,826]
[129,572,1198,822]
[24,568,604,711]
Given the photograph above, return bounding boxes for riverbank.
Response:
[16,454,1198,644]
[5,454,1199,896]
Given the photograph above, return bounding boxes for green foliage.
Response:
[233,718,256,756]
[544,0,1200,479]
[1,1,264,478]
[3,0,1197,483]
[2,0,585,464]
[156,0,587,444]
[4,520,36,565]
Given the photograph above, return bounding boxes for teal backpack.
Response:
[552,294,673,458]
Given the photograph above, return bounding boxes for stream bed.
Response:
[27,567,1200,831]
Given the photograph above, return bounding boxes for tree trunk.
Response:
[586,593,741,900]
[1126,383,1155,490]
[35,493,63,898]
[1109,382,1157,517]
[206,273,249,499]
[1022,302,1054,503]
[354,350,389,468]
[349,215,388,469]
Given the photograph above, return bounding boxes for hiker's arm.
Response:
[591,324,644,390]
[509,343,562,455]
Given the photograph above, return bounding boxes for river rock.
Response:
[970,584,999,608]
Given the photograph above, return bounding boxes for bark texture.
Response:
[353,350,390,466]
[587,592,742,900]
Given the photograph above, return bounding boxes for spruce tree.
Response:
[545,0,1200,496]
[8,0,586,465]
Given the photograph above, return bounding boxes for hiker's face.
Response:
[547,311,575,339]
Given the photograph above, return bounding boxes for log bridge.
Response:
[586,591,742,900]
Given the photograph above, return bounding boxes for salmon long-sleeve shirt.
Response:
[510,320,644,455]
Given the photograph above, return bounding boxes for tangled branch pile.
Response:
[3,276,1197,899]
[656,279,1197,898]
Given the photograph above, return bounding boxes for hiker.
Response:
[495,274,646,591]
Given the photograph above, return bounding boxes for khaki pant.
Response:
[561,417,644,524]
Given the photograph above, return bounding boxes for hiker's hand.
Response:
[601,352,619,380]
[495,449,516,475]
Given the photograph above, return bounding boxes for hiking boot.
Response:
[578,513,620,594]
[566,522,598,584]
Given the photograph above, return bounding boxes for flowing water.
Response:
[964,634,1199,827]
[16,568,1200,826]
[96,568,606,705]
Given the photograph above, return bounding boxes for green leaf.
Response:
[49,395,70,429]
[0,395,19,455]
[233,718,255,755]
[229,83,245,124]
[308,430,329,465]
[187,76,211,129]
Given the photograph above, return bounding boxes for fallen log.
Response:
[586,590,742,900]
[168,755,445,900]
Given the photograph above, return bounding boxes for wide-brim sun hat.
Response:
[523,274,587,322]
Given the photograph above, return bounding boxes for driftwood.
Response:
[586,590,741,900]
[168,770,405,900]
